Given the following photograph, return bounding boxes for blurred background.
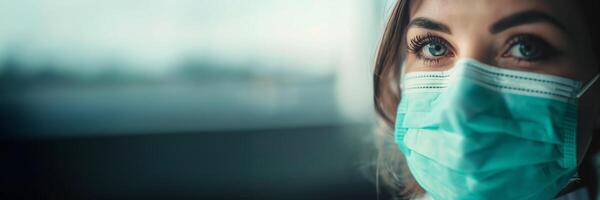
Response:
[0,0,395,199]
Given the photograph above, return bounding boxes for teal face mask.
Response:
[394,58,600,200]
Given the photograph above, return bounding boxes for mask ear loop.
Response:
[569,173,582,182]
[576,73,600,98]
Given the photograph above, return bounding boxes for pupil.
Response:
[428,43,445,56]
[519,43,536,57]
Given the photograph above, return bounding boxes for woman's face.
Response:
[404,0,600,163]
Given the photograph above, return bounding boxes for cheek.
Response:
[404,56,427,73]
[576,94,597,164]
[563,45,597,81]
[404,56,418,73]
[572,52,599,164]
[404,55,455,73]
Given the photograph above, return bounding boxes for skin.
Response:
[404,0,600,164]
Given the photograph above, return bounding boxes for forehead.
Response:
[408,0,578,29]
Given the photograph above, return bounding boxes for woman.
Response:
[373,0,600,199]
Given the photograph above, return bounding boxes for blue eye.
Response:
[408,34,453,63]
[504,35,555,61]
[508,42,541,59]
[422,42,448,58]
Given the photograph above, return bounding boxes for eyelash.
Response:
[407,33,558,65]
[502,34,557,62]
[407,33,454,64]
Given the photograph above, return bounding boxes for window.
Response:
[0,0,389,137]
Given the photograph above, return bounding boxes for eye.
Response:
[422,42,448,58]
[508,42,540,59]
[408,33,454,64]
[503,34,556,61]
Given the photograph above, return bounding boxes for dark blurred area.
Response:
[0,0,392,199]
[1,126,379,199]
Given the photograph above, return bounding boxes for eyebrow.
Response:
[490,10,568,34]
[407,17,451,34]
[407,11,568,36]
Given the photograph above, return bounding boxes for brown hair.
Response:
[373,0,600,199]
[373,0,424,198]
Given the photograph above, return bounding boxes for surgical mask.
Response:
[394,58,600,200]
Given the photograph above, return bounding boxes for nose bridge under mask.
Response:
[400,58,600,99]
